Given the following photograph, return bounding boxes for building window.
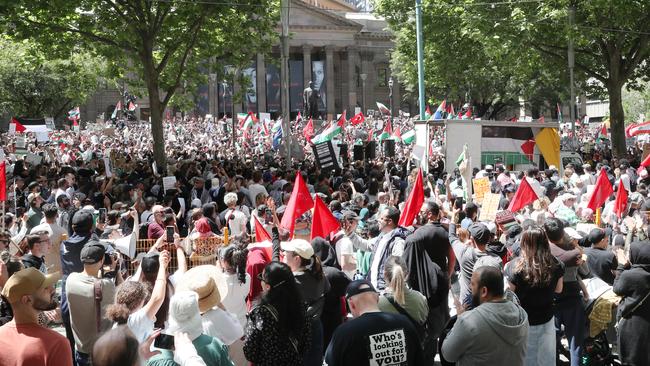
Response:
[377,68,388,87]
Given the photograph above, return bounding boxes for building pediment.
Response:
[290,0,362,30]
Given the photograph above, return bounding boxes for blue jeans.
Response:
[75,351,91,366]
[525,318,556,366]
[554,298,586,366]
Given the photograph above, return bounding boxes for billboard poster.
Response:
[289,60,304,115]
[242,62,257,113]
[266,62,281,113]
[312,60,326,112]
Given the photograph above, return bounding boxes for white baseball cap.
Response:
[280,239,314,259]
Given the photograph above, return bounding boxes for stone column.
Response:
[346,48,358,113]
[256,53,267,113]
[360,50,374,114]
[325,46,335,120]
[302,45,312,86]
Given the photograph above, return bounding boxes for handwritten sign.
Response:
[162,176,177,193]
[478,192,501,222]
[15,135,26,148]
[472,177,490,204]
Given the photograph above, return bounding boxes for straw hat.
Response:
[176,265,228,313]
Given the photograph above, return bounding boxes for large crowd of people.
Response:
[0,114,648,366]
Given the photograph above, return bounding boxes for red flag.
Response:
[599,122,607,138]
[0,161,6,201]
[350,112,365,126]
[520,140,535,162]
[303,118,314,143]
[613,179,628,219]
[310,196,340,240]
[279,173,314,236]
[508,178,540,213]
[295,111,302,123]
[337,110,347,127]
[398,169,424,227]
[11,117,26,133]
[587,168,614,211]
[254,216,272,243]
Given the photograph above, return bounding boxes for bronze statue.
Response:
[303,81,320,119]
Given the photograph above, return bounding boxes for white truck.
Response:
[418,119,582,173]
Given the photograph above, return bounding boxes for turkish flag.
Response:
[613,180,628,219]
[279,173,314,236]
[508,177,540,213]
[398,169,424,227]
[310,196,340,240]
[253,216,272,243]
[350,112,365,126]
[587,168,614,212]
[520,140,535,162]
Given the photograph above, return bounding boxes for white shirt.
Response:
[369,230,405,290]
[221,273,251,329]
[115,307,154,344]
[225,209,247,237]
[335,234,355,279]
[201,307,244,346]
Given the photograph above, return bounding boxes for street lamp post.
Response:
[209,73,217,116]
[360,73,367,114]
[222,78,236,148]
[388,76,394,125]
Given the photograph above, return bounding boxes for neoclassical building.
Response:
[81,0,413,122]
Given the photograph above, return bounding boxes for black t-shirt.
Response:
[325,311,423,366]
[585,247,618,285]
[505,257,565,325]
[405,223,451,273]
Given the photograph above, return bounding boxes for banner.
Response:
[312,60,326,112]
[242,64,258,113]
[312,141,340,173]
[478,193,501,222]
[266,63,281,113]
[289,60,303,114]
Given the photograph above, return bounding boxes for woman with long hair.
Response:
[243,261,311,366]
[504,226,564,366]
[218,243,250,365]
[281,239,330,366]
[378,256,429,324]
[105,250,170,343]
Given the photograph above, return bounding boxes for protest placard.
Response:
[162,176,177,193]
[16,135,26,148]
[478,192,501,222]
[472,177,490,204]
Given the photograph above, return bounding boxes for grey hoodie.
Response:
[441,300,529,366]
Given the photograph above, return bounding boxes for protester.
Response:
[0,268,72,366]
[243,261,311,366]
[324,279,424,365]
[441,266,529,365]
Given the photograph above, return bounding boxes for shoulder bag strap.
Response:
[622,289,650,319]
[94,279,103,332]
[385,294,424,328]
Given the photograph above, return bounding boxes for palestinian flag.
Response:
[424,105,432,120]
[625,120,650,137]
[239,113,256,130]
[313,122,342,144]
[379,120,392,141]
[446,103,456,119]
[482,125,541,165]
[11,117,47,133]
[68,107,80,121]
[376,102,391,115]
[401,129,416,145]
[111,100,122,119]
[128,101,137,111]
[393,126,402,140]
[455,148,466,167]
[597,122,608,140]
[433,100,446,120]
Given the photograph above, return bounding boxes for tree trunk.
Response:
[608,82,626,158]
[142,57,167,169]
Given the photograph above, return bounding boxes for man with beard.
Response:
[56,194,73,236]
[0,268,73,365]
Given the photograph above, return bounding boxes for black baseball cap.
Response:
[345,280,377,299]
[587,228,607,245]
[80,240,107,264]
[468,223,491,245]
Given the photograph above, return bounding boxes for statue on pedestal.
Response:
[303,81,320,119]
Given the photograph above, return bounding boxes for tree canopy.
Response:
[0,38,105,124]
[375,0,650,157]
[2,0,279,166]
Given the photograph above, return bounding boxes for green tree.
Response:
[375,0,650,157]
[2,0,278,166]
[374,0,569,119]
[623,80,650,124]
[0,38,105,123]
